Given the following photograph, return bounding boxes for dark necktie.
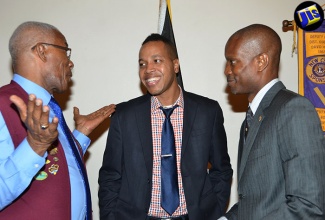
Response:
[245,106,254,139]
[160,105,179,215]
[48,97,92,220]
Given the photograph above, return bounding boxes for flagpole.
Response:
[158,0,167,33]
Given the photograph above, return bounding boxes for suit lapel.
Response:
[238,82,286,182]
[238,110,265,181]
[135,94,153,179]
[182,91,198,157]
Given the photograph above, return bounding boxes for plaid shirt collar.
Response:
[151,87,184,112]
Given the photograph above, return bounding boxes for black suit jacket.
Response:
[98,91,233,220]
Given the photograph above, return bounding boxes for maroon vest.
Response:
[0,81,71,219]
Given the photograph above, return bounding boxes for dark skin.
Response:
[10,29,115,156]
[224,27,279,102]
[138,41,180,106]
[10,94,59,156]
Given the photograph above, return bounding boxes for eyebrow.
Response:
[139,54,161,60]
[151,54,162,58]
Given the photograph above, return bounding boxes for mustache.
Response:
[226,76,235,82]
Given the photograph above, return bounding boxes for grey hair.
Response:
[9,21,60,68]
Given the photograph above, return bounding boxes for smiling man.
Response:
[98,33,233,220]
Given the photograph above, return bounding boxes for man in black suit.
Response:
[98,34,233,220]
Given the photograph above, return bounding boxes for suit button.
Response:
[239,194,245,199]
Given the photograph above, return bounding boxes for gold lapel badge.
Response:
[48,164,59,175]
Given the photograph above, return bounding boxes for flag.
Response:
[298,19,325,136]
[158,0,184,90]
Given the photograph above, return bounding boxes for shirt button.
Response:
[34,164,39,168]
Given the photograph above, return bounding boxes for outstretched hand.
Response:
[73,104,116,136]
[10,94,59,156]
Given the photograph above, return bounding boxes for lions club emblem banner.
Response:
[298,20,325,135]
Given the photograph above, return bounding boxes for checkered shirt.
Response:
[147,90,188,217]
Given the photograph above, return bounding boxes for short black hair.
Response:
[142,33,178,59]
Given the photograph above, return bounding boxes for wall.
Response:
[1,0,322,219]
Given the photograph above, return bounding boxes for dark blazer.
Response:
[226,82,325,219]
[99,91,233,220]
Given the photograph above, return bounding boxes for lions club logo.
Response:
[306,56,325,84]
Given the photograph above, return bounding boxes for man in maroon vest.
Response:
[0,21,115,219]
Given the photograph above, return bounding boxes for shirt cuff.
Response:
[73,129,91,153]
[218,217,228,220]
[9,138,47,177]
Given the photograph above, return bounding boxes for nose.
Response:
[69,60,74,70]
[224,62,231,76]
[145,62,155,74]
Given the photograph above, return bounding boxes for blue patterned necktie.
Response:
[160,105,179,215]
[48,97,92,220]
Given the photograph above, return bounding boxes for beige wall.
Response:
[1,0,322,219]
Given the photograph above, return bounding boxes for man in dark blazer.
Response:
[98,34,233,220]
[221,24,325,220]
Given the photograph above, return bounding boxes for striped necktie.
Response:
[245,106,254,139]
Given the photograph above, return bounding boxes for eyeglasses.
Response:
[32,42,72,60]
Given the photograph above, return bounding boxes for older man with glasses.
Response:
[0,21,115,220]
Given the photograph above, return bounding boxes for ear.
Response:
[33,43,47,62]
[256,53,268,72]
[173,59,180,73]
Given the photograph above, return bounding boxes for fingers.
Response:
[73,107,80,120]
[84,104,116,122]
[73,104,116,136]
[39,105,51,129]
[10,94,28,122]
[27,96,58,133]
[98,104,116,119]
[30,97,44,128]
[27,108,59,156]
[11,94,59,156]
